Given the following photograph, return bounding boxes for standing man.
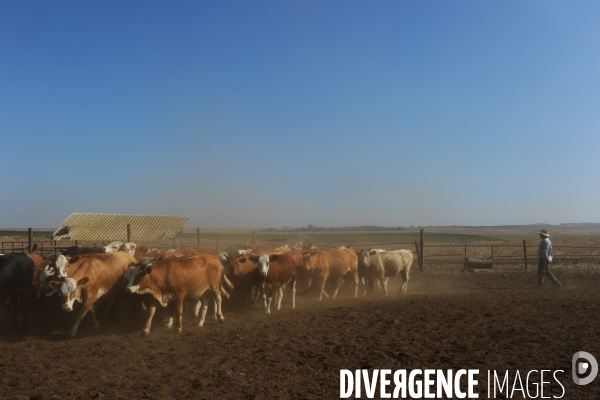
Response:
[538,229,562,287]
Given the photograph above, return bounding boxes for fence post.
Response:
[127,224,131,242]
[28,228,33,253]
[464,244,467,261]
[253,230,256,246]
[414,241,420,264]
[197,228,201,249]
[523,240,528,270]
[419,229,424,271]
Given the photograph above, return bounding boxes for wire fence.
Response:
[2,228,600,271]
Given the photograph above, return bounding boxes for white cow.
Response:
[103,241,124,253]
[356,249,414,295]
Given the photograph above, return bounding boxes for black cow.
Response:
[0,253,37,332]
[61,246,104,257]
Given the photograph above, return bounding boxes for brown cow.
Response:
[223,252,266,309]
[51,252,138,338]
[302,248,359,300]
[153,248,204,262]
[252,253,297,314]
[125,254,224,336]
[134,245,161,259]
[156,249,233,294]
[26,253,45,295]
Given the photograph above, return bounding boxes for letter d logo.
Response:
[572,351,598,385]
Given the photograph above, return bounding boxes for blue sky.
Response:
[1,1,599,228]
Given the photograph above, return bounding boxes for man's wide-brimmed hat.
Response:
[540,229,550,237]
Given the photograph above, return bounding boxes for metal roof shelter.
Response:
[53,213,188,241]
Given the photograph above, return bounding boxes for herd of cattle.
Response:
[0,241,414,338]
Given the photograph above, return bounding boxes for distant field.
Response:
[2,226,600,256]
[185,230,506,246]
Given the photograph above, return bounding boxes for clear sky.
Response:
[1,1,599,228]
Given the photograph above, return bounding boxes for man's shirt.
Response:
[538,238,553,262]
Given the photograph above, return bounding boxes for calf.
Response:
[126,254,224,336]
[252,253,297,314]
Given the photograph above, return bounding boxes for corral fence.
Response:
[2,228,600,272]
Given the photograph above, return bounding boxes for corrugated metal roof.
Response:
[53,213,188,241]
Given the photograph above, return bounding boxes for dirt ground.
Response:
[1,267,599,399]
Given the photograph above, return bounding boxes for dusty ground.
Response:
[0,267,599,399]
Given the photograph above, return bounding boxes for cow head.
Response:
[123,242,137,256]
[229,255,259,278]
[124,259,153,291]
[103,241,124,253]
[126,264,154,294]
[53,254,70,277]
[302,251,318,270]
[256,254,278,277]
[57,277,89,311]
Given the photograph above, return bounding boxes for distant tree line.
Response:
[259,225,409,232]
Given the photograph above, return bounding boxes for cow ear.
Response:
[70,256,79,264]
[144,266,152,275]
[269,254,278,262]
[248,255,259,264]
[77,277,89,286]
[369,250,377,255]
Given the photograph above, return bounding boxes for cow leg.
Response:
[89,305,99,332]
[220,286,230,299]
[332,277,344,298]
[213,289,224,324]
[198,293,210,327]
[379,276,388,295]
[291,279,297,309]
[174,295,185,333]
[164,302,174,329]
[319,273,329,300]
[213,300,217,320]
[367,277,375,293]
[302,277,313,295]
[222,272,234,290]
[207,277,225,323]
[198,303,208,327]
[68,297,97,338]
[276,286,285,310]
[261,284,268,311]
[265,288,273,315]
[194,299,202,318]
[142,305,156,337]
[400,269,409,294]
[352,270,359,298]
